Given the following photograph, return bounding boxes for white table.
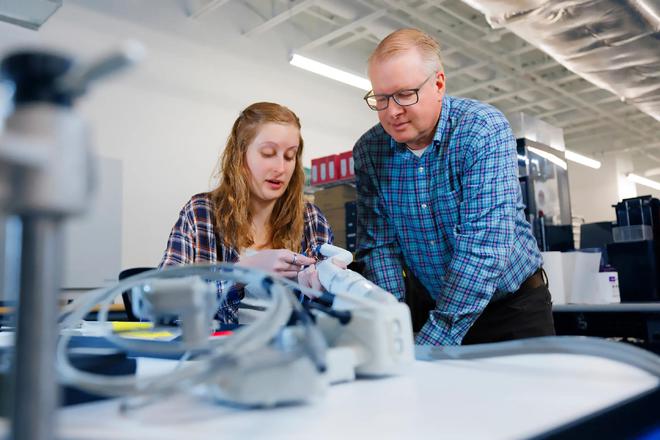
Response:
[553,303,660,312]
[28,353,659,440]
[553,303,660,353]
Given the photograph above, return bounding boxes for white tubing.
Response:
[56,264,313,399]
[316,259,396,306]
[416,336,660,378]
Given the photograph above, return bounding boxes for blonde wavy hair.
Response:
[210,102,305,252]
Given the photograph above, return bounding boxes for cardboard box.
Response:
[323,208,346,233]
[315,184,357,249]
[314,184,356,212]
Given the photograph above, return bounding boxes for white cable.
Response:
[416,336,660,378]
[56,264,306,398]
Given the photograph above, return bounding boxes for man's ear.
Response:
[435,70,446,98]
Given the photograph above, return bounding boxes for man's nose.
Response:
[385,98,404,118]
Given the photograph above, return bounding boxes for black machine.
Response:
[580,221,615,250]
[607,196,660,302]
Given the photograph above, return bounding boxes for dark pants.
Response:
[404,268,556,345]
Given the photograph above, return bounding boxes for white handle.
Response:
[317,243,353,264]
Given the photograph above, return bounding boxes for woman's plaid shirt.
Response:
[159,193,333,323]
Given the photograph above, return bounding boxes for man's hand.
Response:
[297,257,349,293]
[298,265,322,291]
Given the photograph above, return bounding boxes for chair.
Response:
[118,267,155,321]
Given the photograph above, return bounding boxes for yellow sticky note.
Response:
[111,322,153,332]
[120,331,175,340]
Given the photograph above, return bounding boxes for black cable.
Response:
[304,301,352,325]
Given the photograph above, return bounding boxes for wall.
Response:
[0,2,376,273]
[634,186,660,200]
[568,159,616,223]
[62,157,122,288]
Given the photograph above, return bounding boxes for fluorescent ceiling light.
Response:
[564,150,601,169]
[626,173,660,191]
[290,54,371,91]
[636,0,660,25]
[527,146,567,170]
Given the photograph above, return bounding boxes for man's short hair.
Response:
[368,28,444,74]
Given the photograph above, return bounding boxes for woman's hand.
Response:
[237,249,315,279]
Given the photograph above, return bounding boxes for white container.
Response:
[542,251,609,304]
[596,272,620,304]
[540,251,567,304]
[569,252,602,304]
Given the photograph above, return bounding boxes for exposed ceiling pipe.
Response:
[643,151,660,166]
[186,0,231,19]
[315,0,362,21]
[461,0,660,122]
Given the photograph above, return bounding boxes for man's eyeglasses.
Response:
[363,72,435,111]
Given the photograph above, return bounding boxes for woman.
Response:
[159,102,333,323]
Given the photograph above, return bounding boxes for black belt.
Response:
[518,268,546,291]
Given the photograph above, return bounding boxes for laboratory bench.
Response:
[0,350,657,439]
[553,302,660,354]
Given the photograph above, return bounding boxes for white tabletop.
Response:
[553,302,660,312]
[35,353,659,440]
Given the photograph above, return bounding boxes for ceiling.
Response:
[187,0,660,170]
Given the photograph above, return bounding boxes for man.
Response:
[353,28,554,346]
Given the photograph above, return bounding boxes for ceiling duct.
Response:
[0,0,62,30]
[462,0,660,122]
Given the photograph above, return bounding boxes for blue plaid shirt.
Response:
[354,95,542,346]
